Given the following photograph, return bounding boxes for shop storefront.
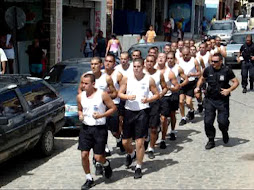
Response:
[0,0,50,74]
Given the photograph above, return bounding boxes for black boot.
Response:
[205,139,215,150]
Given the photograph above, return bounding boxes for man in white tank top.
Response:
[77,73,117,189]
[157,53,180,149]
[163,44,171,55]
[78,57,116,100]
[144,55,168,159]
[148,47,158,60]
[115,52,131,76]
[104,54,125,153]
[195,43,212,112]
[118,58,159,179]
[213,37,227,57]
[164,52,188,141]
[78,57,116,160]
[196,43,211,69]
[171,42,178,52]
[190,45,205,69]
[128,50,142,72]
[175,40,184,61]
[156,53,168,72]
[178,47,201,126]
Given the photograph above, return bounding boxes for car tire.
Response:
[39,126,54,156]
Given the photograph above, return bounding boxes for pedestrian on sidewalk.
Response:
[146,25,156,43]
[3,33,15,74]
[81,29,94,58]
[176,21,183,41]
[163,18,171,42]
[77,73,116,189]
[195,53,239,150]
[26,38,44,78]
[137,32,146,44]
[105,33,122,59]
[0,46,7,74]
[94,30,107,57]
[239,34,254,93]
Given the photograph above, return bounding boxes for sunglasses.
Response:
[211,60,220,63]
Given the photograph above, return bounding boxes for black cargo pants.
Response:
[204,97,230,140]
[241,61,254,89]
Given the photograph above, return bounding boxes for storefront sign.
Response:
[56,0,62,63]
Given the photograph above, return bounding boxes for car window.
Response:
[19,82,57,109]
[0,90,23,117]
[237,17,248,22]
[231,34,254,44]
[210,23,232,30]
[44,64,90,84]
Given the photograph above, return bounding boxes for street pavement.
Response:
[0,69,254,189]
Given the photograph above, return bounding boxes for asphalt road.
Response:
[1,69,254,189]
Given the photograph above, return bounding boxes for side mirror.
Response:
[0,117,9,125]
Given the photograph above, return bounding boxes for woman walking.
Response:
[105,34,122,58]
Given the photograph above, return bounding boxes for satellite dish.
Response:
[5,6,26,30]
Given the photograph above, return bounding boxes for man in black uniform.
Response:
[239,34,254,93]
[195,53,239,150]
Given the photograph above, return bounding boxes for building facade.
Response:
[0,0,107,73]
[113,0,205,37]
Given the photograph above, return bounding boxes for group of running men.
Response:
[77,36,227,190]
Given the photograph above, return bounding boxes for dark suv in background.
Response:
[0,75,65,164]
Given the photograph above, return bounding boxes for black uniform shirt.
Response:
[203,65,235,99]
[240,42,254,63]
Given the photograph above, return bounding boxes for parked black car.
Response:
[0,75,65,164]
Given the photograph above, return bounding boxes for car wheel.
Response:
[39,126,54,156]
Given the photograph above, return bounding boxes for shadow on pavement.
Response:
[156,129,201,157]
[190,114,204,124]
[95,158,178,186]
[215,136,249,148]
[94,129,200,186]
[0,137,78,187]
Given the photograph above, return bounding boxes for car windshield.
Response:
[230,34,254,44]
[210,23,232,30]
[44,64,91,84]
[237,17,248,22]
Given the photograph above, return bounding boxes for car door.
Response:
[19,82,59,139]
[0,89,30,157]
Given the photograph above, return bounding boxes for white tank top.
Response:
[179,57,197,81]
[197,51,210,69]
[147,70,162,97]
[81,89,106,126]
[111,69,120,104]
[164,67,173,96]
[175,49,181,60]
[94,72,108,91]
[125,74,150,111]
[171,64,181,84]
[115,64,132,77]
